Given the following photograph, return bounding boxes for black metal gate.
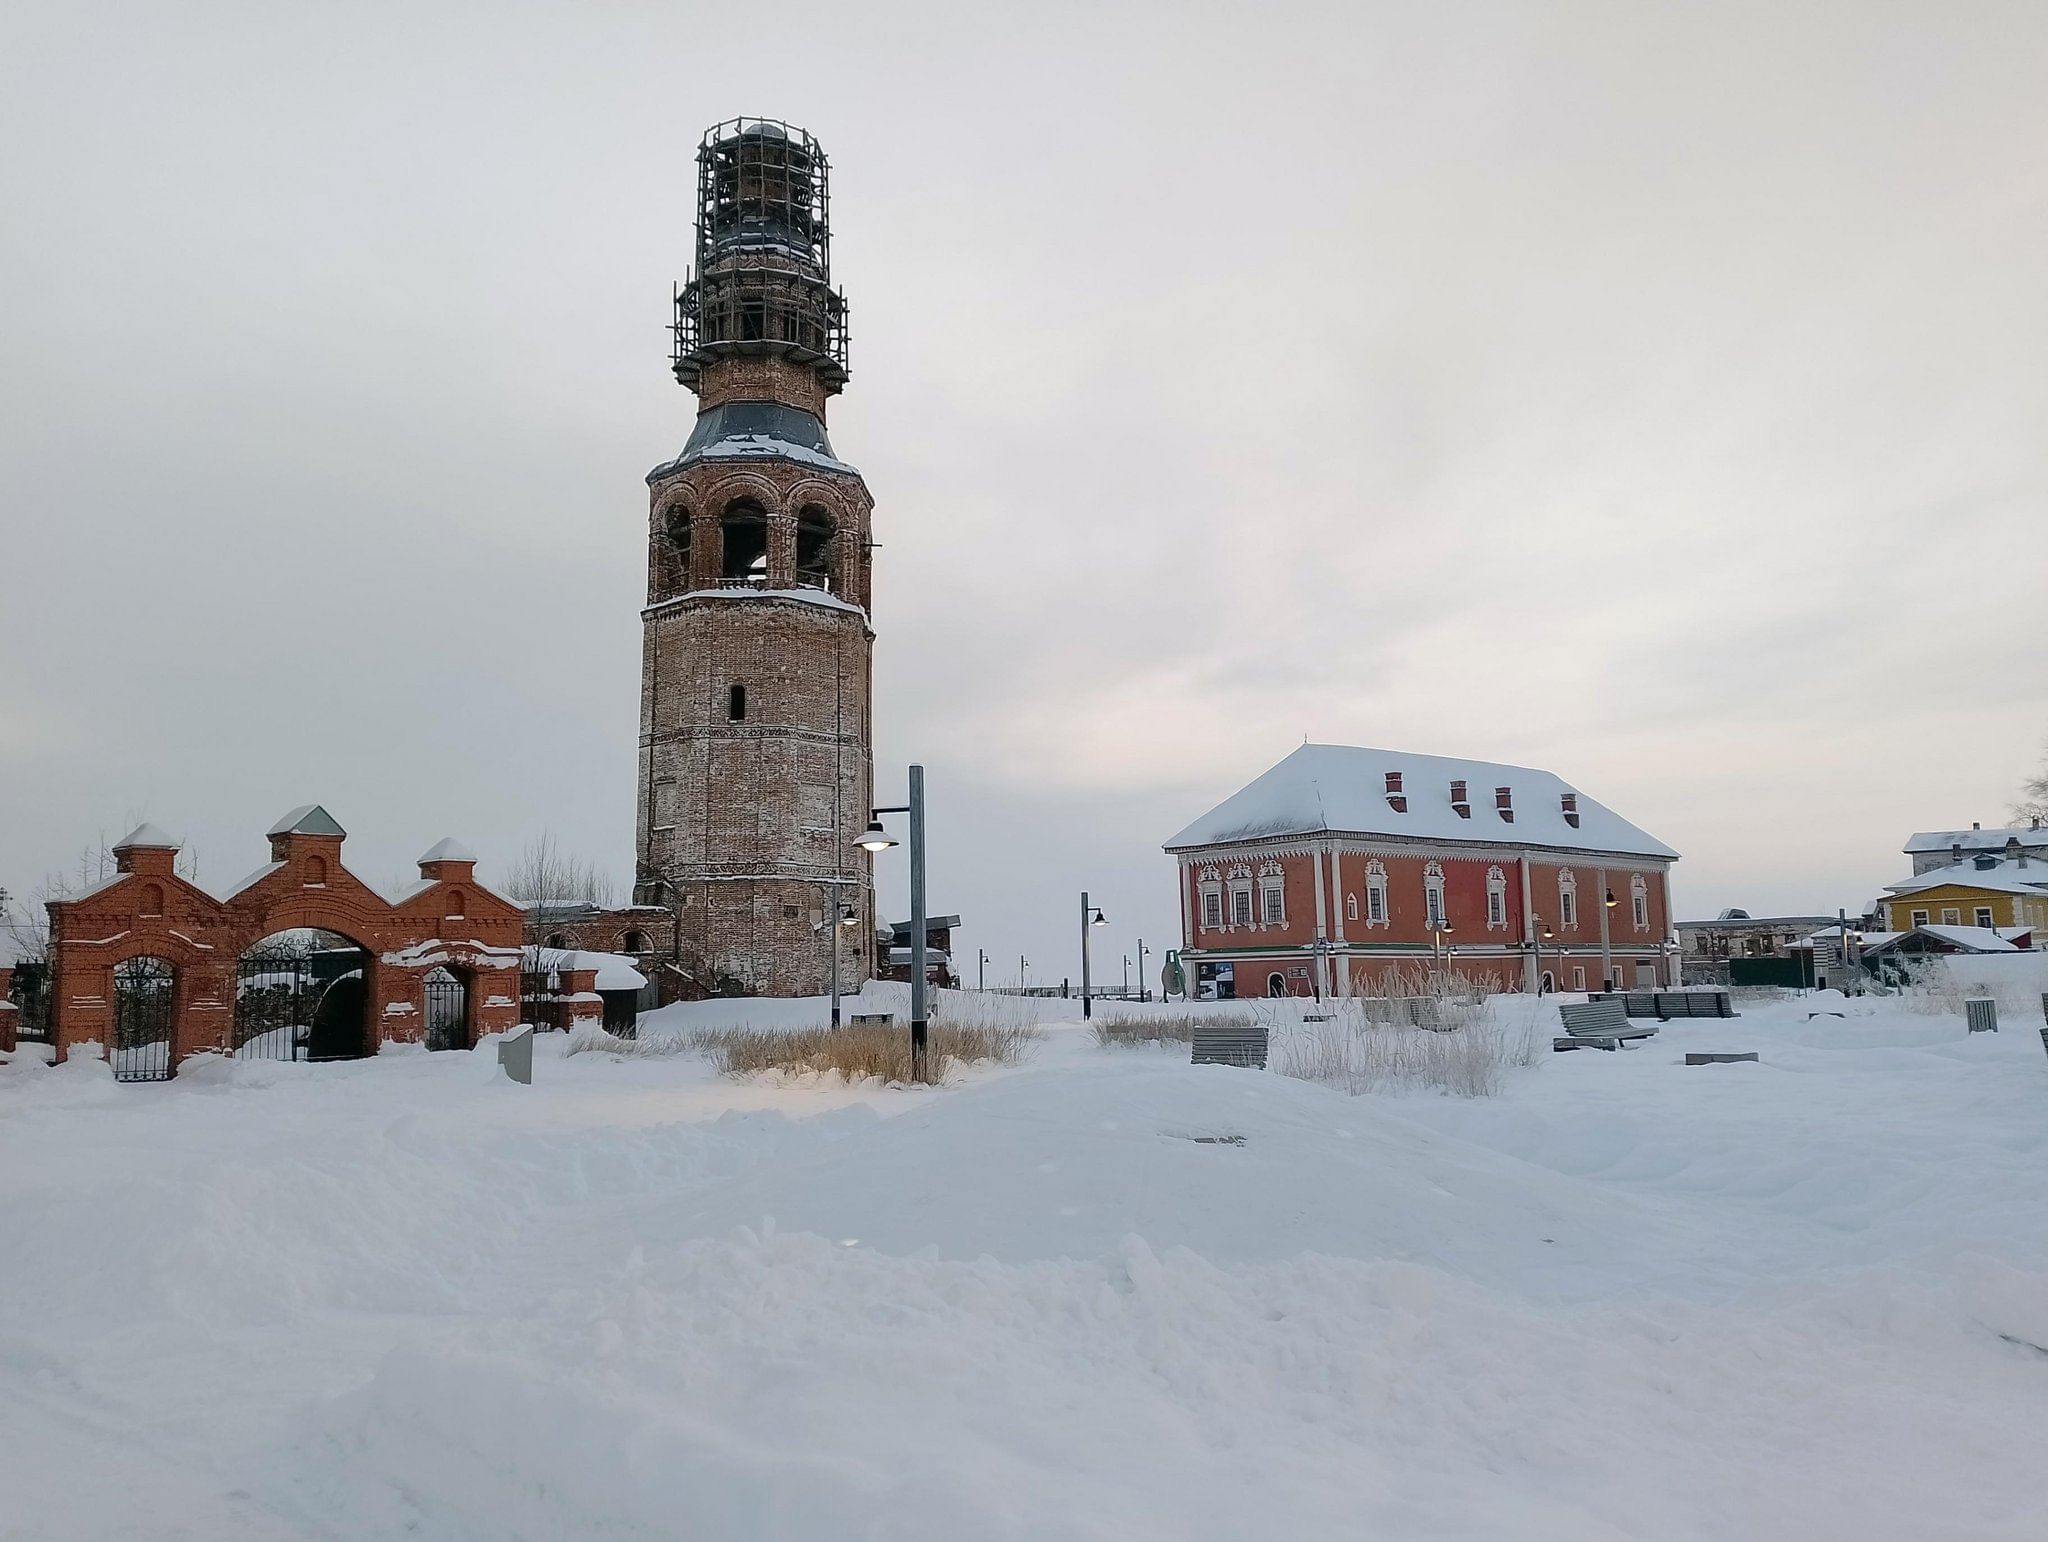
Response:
[8,960,53,1046]
[423,967,468,1051]
[235,931,370,1063]
[111,956,176,1082]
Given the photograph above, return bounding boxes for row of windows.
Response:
[1197,863,1656,933]
[1907,905,1996,929]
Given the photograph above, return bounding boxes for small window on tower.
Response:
[728,684,747,721]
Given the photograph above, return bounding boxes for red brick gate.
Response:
[44,808,524,1079]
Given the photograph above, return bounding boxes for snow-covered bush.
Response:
[1274,997,1541,1098]
[1892,954,2048,1018]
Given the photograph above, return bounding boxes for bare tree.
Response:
[2014,738,2048,827]
[501,831,616,956]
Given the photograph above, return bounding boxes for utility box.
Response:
[1964,998,1998,1035]
[498,1024,534,1084]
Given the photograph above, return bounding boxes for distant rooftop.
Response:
[1165,744,1676,858]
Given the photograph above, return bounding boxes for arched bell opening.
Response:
[794,506,838,594]
[661,506,694,592]
[719,499,770,587]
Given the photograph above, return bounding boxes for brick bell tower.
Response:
[635,118,875,997]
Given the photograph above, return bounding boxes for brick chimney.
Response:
[1561,791,1580,828]
[1494,786,1514,823]
[1384,770,1406,813]
[1449,779,1471,818]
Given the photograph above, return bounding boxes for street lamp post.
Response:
[858,764,928,1080]
[1019,955,1028,990]
[977,947,988,993]
[820,899,858,1029]
[1079,892,1107,1019]
[1432,923,1454,977]
[1136,938,1148,1003]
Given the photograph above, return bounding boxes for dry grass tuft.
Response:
[1092,1011,1253,1049]
[696,1021,1039,1084]
[1275,998,1541,1098]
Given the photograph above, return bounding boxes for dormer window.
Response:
[1561,792,1580,828]
[1384,771,1407,813]
[1494,787,1514,823]
[1449,779,1471,817]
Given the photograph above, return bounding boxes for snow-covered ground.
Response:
[4,972,2048,1540]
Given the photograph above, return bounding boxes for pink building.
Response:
[1164,745,1679,998]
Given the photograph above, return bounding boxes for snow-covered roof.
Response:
[1904,826,2046,854]
[657,586,864,617]
[418,837,476,865]
[1679,912,1834,930]
[1164,744,1677,858]
[266,804,347,839]
[1909,925,2018,953]
[223,860,286,899]
[112,822,180,851]
[1883,859,2048,898]
[532,948,647,993]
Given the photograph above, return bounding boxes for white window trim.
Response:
[1364,859,1390,928]
[1423,861,1446,931]
[1974,906,1995,929]
[1485,866,1507,931]
[1630,874,1649,932]
[1261,882,1286,926]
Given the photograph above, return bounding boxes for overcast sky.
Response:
[3,0,2044,984]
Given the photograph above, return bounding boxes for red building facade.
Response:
[1164,745,1678,998]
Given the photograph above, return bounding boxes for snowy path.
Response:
[4,998,2047,1539]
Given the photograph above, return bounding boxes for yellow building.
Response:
[1881,859,2048,933]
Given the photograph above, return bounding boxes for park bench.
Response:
[1592,990,1737,1021]
[1554,998,1658,1052]
[1192,1020,1269,1070]
[849,1013,894,1026]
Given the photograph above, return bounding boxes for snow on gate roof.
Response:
[1164,743,1677,858]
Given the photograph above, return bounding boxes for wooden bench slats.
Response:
[1556,997,1657,1053]
[1192,1024,1269,1070]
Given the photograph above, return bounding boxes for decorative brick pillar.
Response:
[555,966,603,1032]
[0,966,16,1053]
[174,962,235,1063]
[473,966,521,1041]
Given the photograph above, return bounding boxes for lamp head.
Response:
[857,820,897,853]
[1090,909,1108,927]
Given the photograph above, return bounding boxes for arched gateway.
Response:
[42,812,523,1079]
